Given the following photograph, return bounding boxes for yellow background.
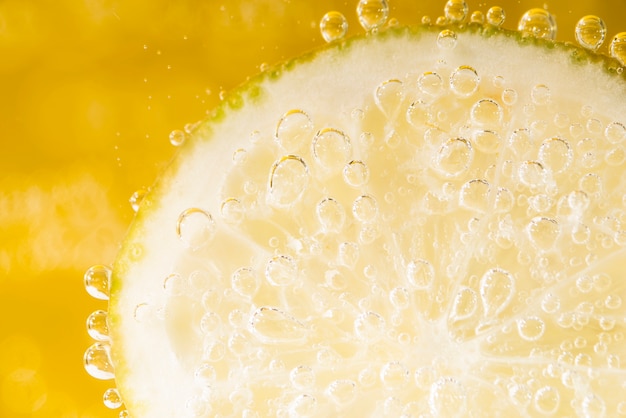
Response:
[1,0,622,416]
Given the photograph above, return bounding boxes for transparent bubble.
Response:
[450,65,480,97]
[354,311,385,342]
[509,384,532,407]
[320,11,348,43]
[352,194,378,223]
[389,287,410,310]
[407,100,434,127]
[610,32,626,66]
[275,109,314,151]
[579,173,602,195]
[313,128,351,170]
[437,29,458,50]
[268,155,309,207]
[265,255,297,286]
[472,130,501,154]
[459,179,490,212]
[200,311,221,334]
[518,8,557,40]
[103,388,123,409]
[327,379,357,405]
[375,79,404,117]
[429,377,467,416]
[575,15,607,50]
[533,386,560,415]
[527,217,559,250]
[605,121,626,144]
[343,160,370,187]
[435,137,473,177]
[517,316,545,341]
[84,342,115,380]
[470,11,484,24]
[220,197,244,224]
[518,161,546,189]
[538,137,572,174]
[338,241,359,267]
[541,293,560,314]
[380,361,410,390]
[84,264,112,300]
[418,71,445,96]
[86,310,110,341]
[406,259,435,289]
[486,6,506,27]
[176,208,215,249]
[289,394,317,416]
[356,0,389,31]
[231,267,259,298]
[582,394,606,418]
[129,188,148,212]
[169,129,187,146]
[470,98,503,128]
[316,197,346,232]
[250,307,307,344]
[450,287,478,321]
[444,0,468,23]
[479,268,515,317]
[531,84,551,106]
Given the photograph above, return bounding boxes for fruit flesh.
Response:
[111,25,626,417]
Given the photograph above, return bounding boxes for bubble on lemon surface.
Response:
[516,316,546,341]
[129,187,148,212]
[486,6,505,27]
[220,197,245,224]
[518,161,546,188]
[450,287,478,321]
[538,137,572,173]
[342,160,370,187]
[418,71,445,96]
[103,388,123,409]
[312,128,351,170]
[84,264,112,300]
[169,129,187,147]
[472,130,501,153]
[527,217,559,250]
[84,342,115,380]
[575,15,607,50]
[268,155,309,207]
[470,98,503,128]
[479,268,515,317]
[518,8,557,40]
[354,311,386,342]
[435,137,473,177]
[380,361,410,390]
[86,310,110,341]
[316,197,346,232]
[470,11,484,24]
[356,0,389,31]
[289,393,317,416]
[406,259,435,289]
[450,65,480,97]
[327,379,357,405]
[437,29,457,50]
[407,100,433,126]
[176,208,216,249]
[320,11,348,43]
[265,255,297,286]
[231,267,259,298]
[429,377,467,416]
[250,307,307,344]
[275,109,314,151]
[610,32,626,66]
[352,194,378,223]
[443,0,468,23]
[533,386,560,415]
[374,79,404,117]
[459,179,490,212]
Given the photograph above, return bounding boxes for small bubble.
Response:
[421,15,432,25]
[290,365,315,389]
[86,310,110,341]
[450,287,478,321]
[538,137,572,174]
[450,65,480,97]
[605,121,626,144]
[435,137,473,177]
[575,15,607,50]
[265,255,297,286]
[459,179,490,212]
[103,388,123,409]
[486,6,506,27]
[443,0,468,23]
[472,130,501,154]
[531,84,551,106]
[169,129,187,146]
[389,287,410,309]
[470,11,484,24]
[84,265,112,300]
[429,377,467,416]
[518,161,546,189]
[316,197,346,232]
[518,8,557,40]
[533,386,560,415]
[119,410,130,418]
[517,316,545,341]
[352,194,378,223]
[312,128,351,170]
[610,32,626,66]
[275,109,314,151]
[200,312,221,334]
[320,11,348,43]
[268,155,309,207]
[343,160,370,187]
[232,148,247,165]
[437,29,458,50]
[406,259,435,289]
[338,241,359,266]
[84,342,115,380]
[220,198,244,224]
[231,267,259,298]
[129,188,148,212]
[326,379,357,405]
[380,361,410,390]
[527,217,559,250]
[354,311,385,342]
[356,0,389,31]
[176,208,215,249]
[289,394,317,416]
[479,268,515,316]
[250,307,307,344]
[541,293,560,314]
[509,128,531,155]
[374,79,404,117]
[418,71,445,96]
[470,98,503,128]
[579,173,602,195]
[407,100,434,127]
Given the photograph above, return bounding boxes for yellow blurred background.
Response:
[1,0,623,416]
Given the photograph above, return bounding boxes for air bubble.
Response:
[429,377,467,416]
[265,255,297,286]
[326,379,357,405]
[579,173,602,195]
[435,137,473,177]
[320,11,348,43]
[84,342,115,380]
[418,72,445,96]
[176,208,215,249]
[494,187,514,212]
[527,217,559,250]
[531,84,551,106]
[518,9,557,40]
[538,137,572,174]
[289,394,317,416]
[450,287,478,321]
[472,130,501,154]
[407,100,433,127]
[459,179,490,212]
[406,259,435,289]
[86,310,110,341]
[343,160,370,187]
[375,79,404,117]
[582,394,606,418]
[470,99,503,128]
[220,198,244,224]
[517,316,545,341]
[389,287,410,309]
[352,194,378,223]
[268,155,309,207]
[610,32,626,66]
[479,268,515,316]
[290,365,315,389]
[518,161,546,189]
[338,241,359,267]
[316,197,346,232]
[103,388,123,409]
[169,129,187,146]
[450,65,480,97]
[486,6,505,27]
[443,0,468,23]
[231,267,259,298]
[354,311,385,342]
[575,15,607,50]
[437,29,458,50]
[84,265,112,300]
[533,386,560,415]
[605,122,626,144]
[200,312,221,334]
[250,307,307,344]
[129,188,148,212]
[470,11,484,24]
[276,110,314,151]
[380,361,410,390]
[313,128,351,170]
[541,293,560,314]
[356,0,389,31]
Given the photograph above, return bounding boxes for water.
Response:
[486,6,506,27]
[356,0,389,31]
[320,11,348,43]
[575,16,607,51]
[518,8,557,40]
[268,155,309,207]
[129,188,148,212]
[84,264,112,300]
[168,129,187,146]
[86,310,110,341]
[176,208,216,249]
[103,388,123,409]
[83,342,115,380]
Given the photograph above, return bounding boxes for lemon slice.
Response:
[105,25,626,417]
